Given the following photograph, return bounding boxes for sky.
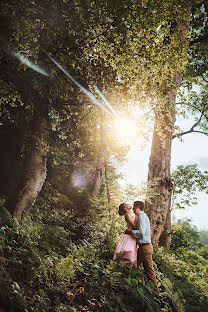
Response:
[122,114,208,230]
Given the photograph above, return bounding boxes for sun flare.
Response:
[114,117,138,144]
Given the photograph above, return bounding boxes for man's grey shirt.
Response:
[132,211,151,245]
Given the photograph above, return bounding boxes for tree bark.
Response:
[145,100,176,246]
[90,116,106,198]
[104,161,111,204]
[158,206,171,248]
[5,99,49,221]
[145,7,191,246]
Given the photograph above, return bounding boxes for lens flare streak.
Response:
[43,50,111,115]
[11,51,50,77]
[93,86,119,118]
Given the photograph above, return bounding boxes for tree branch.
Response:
[173,129,208,139]
[173,104,208,139]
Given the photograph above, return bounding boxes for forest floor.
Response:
[0,207,207,312]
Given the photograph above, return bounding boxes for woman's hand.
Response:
[125,228,133,235]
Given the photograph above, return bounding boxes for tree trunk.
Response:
[90,145,106,198]
[145,3,191,247]
[158,206,171,248]
[90,115,106,198]
[145,6,190,247]
[104,161,111,204]
[145,103,176,246]
[6,99,49,221]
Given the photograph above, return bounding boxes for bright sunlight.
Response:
[113,117,138,145]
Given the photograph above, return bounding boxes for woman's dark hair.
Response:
[118,203,127,216]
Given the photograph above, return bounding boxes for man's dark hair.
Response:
[134,201,144,211]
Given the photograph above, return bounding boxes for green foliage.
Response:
[0,206,15,227]
[171,164,208,210]
[155,246,208,312]
[160,219,208,311]
[171,219,199,250]
[198,229,208,245]
[0,0,208,311]
[1,205,208,311]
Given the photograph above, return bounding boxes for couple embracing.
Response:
[113,201,157,285]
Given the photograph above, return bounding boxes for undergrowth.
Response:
[0,207,207,312]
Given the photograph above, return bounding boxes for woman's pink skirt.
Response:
[113,234,137,267]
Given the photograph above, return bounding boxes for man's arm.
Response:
[132,215,147,240]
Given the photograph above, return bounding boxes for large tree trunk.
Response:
[6,99,49,221]
[145,99,177,247]
[145,6,191,247]
[158,205,171,247]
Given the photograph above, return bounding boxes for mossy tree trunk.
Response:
[6,99,49,221]
[145,6,191,247]
[145,89,178,247]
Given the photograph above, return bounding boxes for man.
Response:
[126,200,157,285]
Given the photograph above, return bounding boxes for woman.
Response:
[113,203,138,267]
